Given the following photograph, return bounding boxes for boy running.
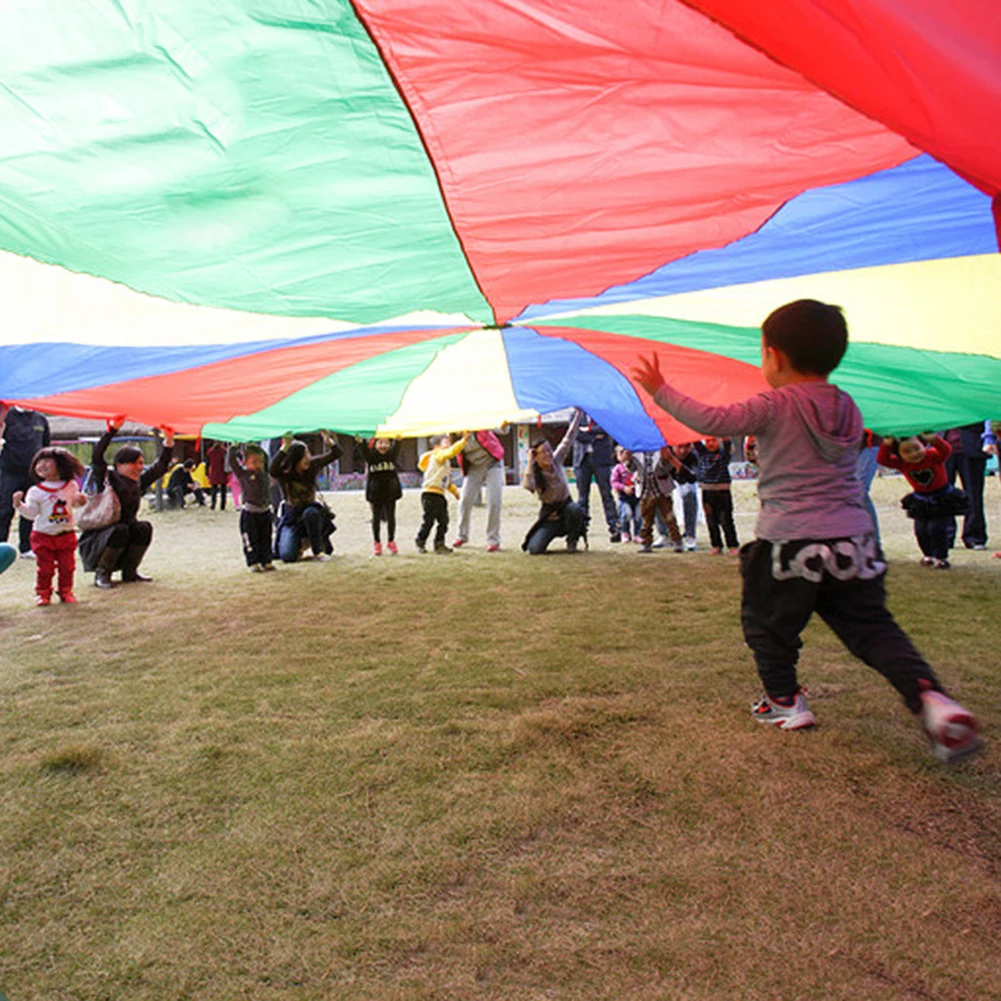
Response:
[633,299,981,763]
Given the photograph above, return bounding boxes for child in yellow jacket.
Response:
[416,433,467,553]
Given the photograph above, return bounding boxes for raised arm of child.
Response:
[919,433,951,463]
[634,355,771,438]
[437,433,468,462]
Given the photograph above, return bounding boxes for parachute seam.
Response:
[347,1,497,325]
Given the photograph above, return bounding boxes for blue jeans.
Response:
[677,482,699,540]
[855,445,880,541]
[617,494,641,537]
[525,520,564,555]
[525,501,586,554]
[574,457,619,538]
[277,504,331,562]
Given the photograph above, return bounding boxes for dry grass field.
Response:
[1,476,1000,1000]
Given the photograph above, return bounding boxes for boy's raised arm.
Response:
[633,355,771,438]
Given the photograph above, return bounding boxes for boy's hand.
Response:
[159,426,175,447]
[107,414,126,431]
[632,355,665,396]
[73,493,88,507]
[11,490,24,507]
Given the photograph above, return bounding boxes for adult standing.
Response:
[206,441,229,511]
[944,423,989,550]
[453,429,505,552]
[856,429,883,543]
[572,413,620,543]
[0,404,51,557]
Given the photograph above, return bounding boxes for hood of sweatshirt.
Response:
[785,382,863,463]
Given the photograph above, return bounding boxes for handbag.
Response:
[77,483,121,532]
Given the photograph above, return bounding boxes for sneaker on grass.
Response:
[919,689,982,764]
[750,689,816,730]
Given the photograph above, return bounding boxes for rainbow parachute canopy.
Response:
[0,0,998,448]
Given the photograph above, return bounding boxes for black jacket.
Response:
[0,408,50,475]
[355,439,403,504]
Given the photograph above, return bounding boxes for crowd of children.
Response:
[4,412,996,588]
[1,299,994,766]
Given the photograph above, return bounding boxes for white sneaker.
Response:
[248,563,264,573]
[19,550,36,560]
[316,553,334,562]
[750,689,817,730]
[683,538,697,552]
[919,689,982,764]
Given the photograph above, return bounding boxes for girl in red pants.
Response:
[12,447,87,605]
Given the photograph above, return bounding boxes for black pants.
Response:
[574,456,619,537]
[210,484,228,510]
[946,453,988,547]
[416,493,448,547]
[101,521,154,577]
[740,536,939,713]
[169,485,205,509]
[240,510,273,566]
[0,469,32,553]
[703,489,738,549]
[370,499,397,543]
[914,514,953,561]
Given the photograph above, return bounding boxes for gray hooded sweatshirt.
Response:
[653,380,871,541]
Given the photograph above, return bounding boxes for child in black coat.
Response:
[355,437,403,556]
